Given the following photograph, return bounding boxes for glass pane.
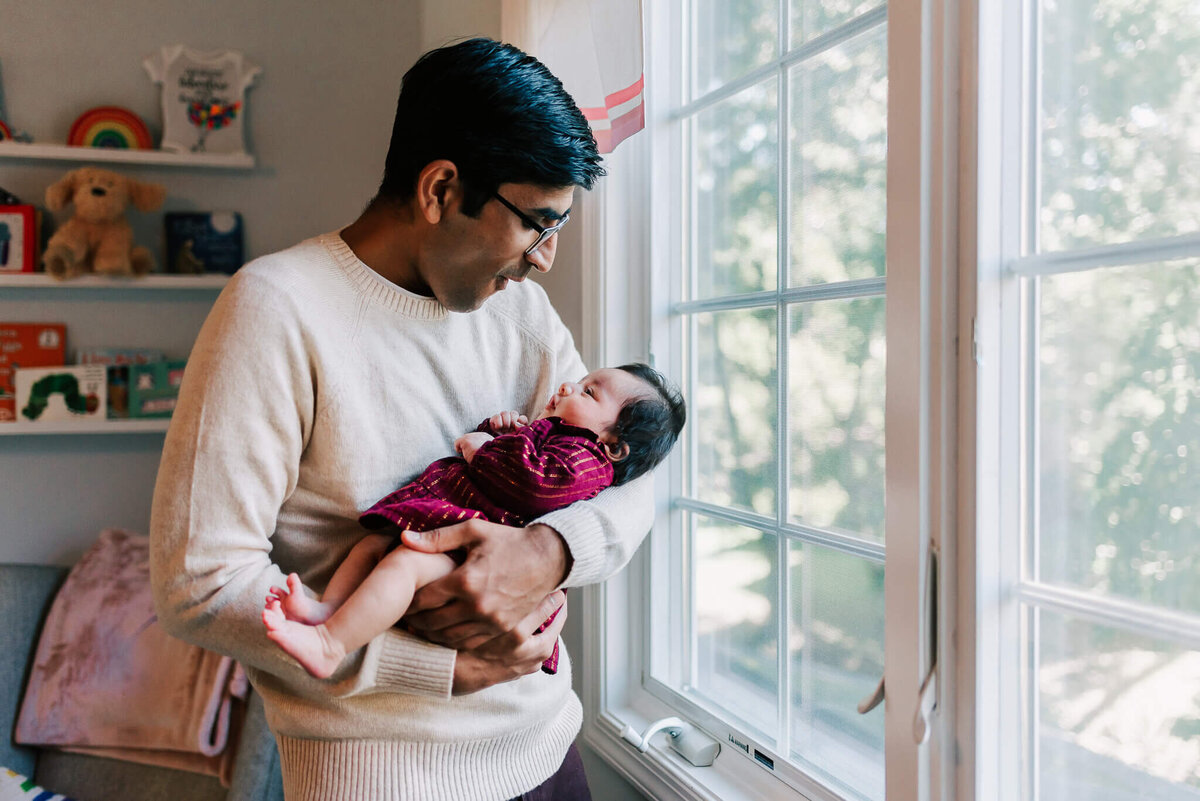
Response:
[694,79,779,300]
[1034,607,1200,799]
[790,542,885,801]
[789,22,887,286]
[790,1,882,50]
[692,0,779,96]
[789,297,886,540]
[694,515,779,740]
[1037,260,1200,614]
[692,308,778,516]
[1039,0,1200,251]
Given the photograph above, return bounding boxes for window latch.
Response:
[913,543,939,744]
[621,716,721,767]
[857,543,939,745]
[857,675,885,715]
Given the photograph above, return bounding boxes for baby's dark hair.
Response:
[608,363,687,485]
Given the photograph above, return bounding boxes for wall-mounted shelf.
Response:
[0,418,170,436]
[0,273,230,290]
[0,141,254,169]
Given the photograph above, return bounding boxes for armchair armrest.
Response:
[0,563,67,776]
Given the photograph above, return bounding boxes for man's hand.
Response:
[451,591,567,695]
[488,410,529,433]
[401,519,571,649]
[454,431,493,464]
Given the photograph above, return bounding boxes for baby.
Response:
[263,363,686,679]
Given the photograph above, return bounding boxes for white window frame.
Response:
[577,1,966,799]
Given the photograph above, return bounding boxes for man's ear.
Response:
[415,159,462,224]
[604,440,630,462]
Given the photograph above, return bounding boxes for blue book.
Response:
[165,211,244,274]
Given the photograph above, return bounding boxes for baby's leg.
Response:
[266,533,392,624]
[320,533,393,608]
[264,546,456,679]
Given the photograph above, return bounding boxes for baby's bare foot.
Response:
[266,573,333,625]
[263,599,346,679]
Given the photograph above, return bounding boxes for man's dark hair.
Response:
[609,363,687,486]
[377,37,605,215]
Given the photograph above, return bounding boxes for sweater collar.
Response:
[323,231,449,321]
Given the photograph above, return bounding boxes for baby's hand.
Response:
[455,431,494,464]
[488,410,529,433]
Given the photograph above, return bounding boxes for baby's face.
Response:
[538,367,648,439]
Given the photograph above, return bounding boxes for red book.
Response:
[0,323,66,422]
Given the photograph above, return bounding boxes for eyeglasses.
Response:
[492,191,571,255]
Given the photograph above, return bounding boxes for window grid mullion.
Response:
[675,496,886,563]
[685,312,698,692]
[1024,603,1040,801]
[674,277,887,315]
[1017,580,1200,648]
[1023,1,1042,798]
[1022,280,1042,801]
[1026,0,1041,260]
[1024,279,1040,587]
[671,5,888,122]
[776,37,793,754]
[1009,232,1200,277]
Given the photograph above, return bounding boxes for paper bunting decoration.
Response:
[67,106,154,149]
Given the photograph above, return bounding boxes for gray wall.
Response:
[0,0,423,561]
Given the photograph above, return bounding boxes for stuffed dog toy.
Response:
[43,167,166,280]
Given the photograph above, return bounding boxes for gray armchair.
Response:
[0,563,284,801]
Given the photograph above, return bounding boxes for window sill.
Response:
[582,707,839,801]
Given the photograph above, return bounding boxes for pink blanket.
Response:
[15,528,248,785]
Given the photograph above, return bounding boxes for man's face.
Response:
[424,183,575,312]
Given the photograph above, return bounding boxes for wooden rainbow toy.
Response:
[0,118,12,141]
[67,106,153,149]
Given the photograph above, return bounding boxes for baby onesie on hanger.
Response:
[144,45,260,155]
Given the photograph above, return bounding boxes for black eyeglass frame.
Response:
[492,191,571,255]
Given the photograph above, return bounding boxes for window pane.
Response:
[790,541,885,801]
[789,23,887,286]
[1039,0,1200,251]
[1037,260,1200,614]
[790,1,882,47]
[691,308,778,516]
[694,516,780,741]
[1034,607,1200,799]
[692,0,778,96]
[694,79,779,300]
[789,297,886,540]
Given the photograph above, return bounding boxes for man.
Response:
[150,38,652,801]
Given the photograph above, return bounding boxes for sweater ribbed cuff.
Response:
[533,507,609,588]
[372,629,456,699]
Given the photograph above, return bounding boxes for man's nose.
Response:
[525,233,558,273]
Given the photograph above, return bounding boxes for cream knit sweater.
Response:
[149,233,653,800]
